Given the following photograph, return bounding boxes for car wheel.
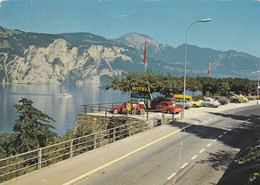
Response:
[193,104,196,107]
[113,109,119,114]
[167,109,171,114]
[210,104,214,108]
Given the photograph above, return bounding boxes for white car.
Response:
[202,97,220,108]
[173,98,192,109]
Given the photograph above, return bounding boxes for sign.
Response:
[131,92,151,99]
[131,86,150,92]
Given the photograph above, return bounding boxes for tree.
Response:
[13,98,57,153]
[0,131,15,158]
[186,76,202,96]
[105,71,258,97]
[104,70,184,97]
[216,78,230,95]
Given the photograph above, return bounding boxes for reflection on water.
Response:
[0,84,129,136]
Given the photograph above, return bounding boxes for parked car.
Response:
[192,100,203,107]
[154,101,183,114]
[173,94,200,108]
[239,95,249,103]
[173,94,192,101]
[230,94,248,103]
[172,98,192,109]
[111,101,141,114]
[202,97,220,108]
[214,96,229,105]
[246,95,256,100]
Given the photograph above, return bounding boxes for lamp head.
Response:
[199,18,212,22]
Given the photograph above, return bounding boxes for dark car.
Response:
[214,96,229,105]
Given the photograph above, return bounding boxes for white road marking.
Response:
[223,131,227,135]
[199,149,205,153]
[191,155,198,160]
[180,162,189,169]
[245,119,251,123]
[62,124,193,185]
[213,139,217,142]
[167,172,177,181]
[207,143,212,147]
[218,135,223,138]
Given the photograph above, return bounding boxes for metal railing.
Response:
[0,103,180,182]
[81,102,123,114]
[81,102,181,121]
[0,121,147,182]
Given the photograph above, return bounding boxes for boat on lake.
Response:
[57,93,72,97]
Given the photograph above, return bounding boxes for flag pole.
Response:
[144,36,147,73]
[207,56,211,76]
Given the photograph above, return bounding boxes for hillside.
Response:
[0,26,259,84]
[115,32,260,79]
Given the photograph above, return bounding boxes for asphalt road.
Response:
[75,105,259,185]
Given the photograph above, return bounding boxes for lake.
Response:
[0,84,129,136]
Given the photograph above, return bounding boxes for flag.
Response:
[143,38,147,65]
[207,56,211,75]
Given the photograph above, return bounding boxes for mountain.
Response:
[0,27,147,84]
[115,32,260,79]
[114,32,176,64]
[0,26,259,84]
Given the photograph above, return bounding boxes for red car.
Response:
[154,101,183,114]
[111,101,141,114]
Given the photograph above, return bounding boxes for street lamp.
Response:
[182,18,211,118]
[251,62,260,102]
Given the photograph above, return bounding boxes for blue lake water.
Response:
[0,84,129,136]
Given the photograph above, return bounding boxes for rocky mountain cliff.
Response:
[0,26,259,84]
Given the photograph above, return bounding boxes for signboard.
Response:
[131,86,150,92]
[131,92,151,99]
[130,86,151,99]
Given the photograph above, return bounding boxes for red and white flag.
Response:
[207,56,211,75]
[143,38,147,65]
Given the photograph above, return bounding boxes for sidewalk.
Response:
[3,101,259,185]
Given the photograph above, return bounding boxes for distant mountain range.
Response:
[0,26,259,84]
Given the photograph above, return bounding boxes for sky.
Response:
[0,0,260,58]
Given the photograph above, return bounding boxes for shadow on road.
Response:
[168,106,260,184]
[197,150,237,171]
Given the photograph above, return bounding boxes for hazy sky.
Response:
[0,0,259,58]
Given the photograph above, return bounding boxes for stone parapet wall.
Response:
[75,113,149,134]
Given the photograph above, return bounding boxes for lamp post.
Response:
[251,62,260,103]
[257,63,260,102]
[182,18,211,118]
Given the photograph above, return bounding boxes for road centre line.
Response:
[180,162,189,169]
[199,149,205,153]
[213,139,217,142]
[245,118,251,123]
[223,131,227,135]
[191,155,198,160]
[167,172,177,181]
[207,143,212,147]
[218,135,223,138]
[63,124,193,185]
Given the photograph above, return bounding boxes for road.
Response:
[75,105,259,185]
